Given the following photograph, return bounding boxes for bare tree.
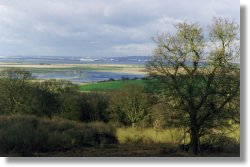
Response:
[147,18,240,154]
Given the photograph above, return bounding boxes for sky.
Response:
[0,0,240,57]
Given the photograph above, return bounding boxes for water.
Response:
[0,55,147,83]
[32,70,145,83]
[0,55,149,65]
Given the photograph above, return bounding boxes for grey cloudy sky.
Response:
[0,0,239,57]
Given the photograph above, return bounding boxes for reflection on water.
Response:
[32,70,145,83]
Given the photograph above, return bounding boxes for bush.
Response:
[0,115,48,156]
[201,133,240,153]
[0,115,117,156]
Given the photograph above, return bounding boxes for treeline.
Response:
[0,68,150,125]
[0,69,102,121]
[0,68,150,155]
[0,67,240,129]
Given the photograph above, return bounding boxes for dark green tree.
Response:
[26,85,59,118]
[79,92,109,122]
[36,79,78,119]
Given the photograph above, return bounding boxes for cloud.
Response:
[33,23,88,39]
[0,0,240,57]
[112,43,155,56]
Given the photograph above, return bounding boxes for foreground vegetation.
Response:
[0,115,117,156]
[0,115,239,157]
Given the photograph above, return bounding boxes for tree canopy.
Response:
[147,18,240,154]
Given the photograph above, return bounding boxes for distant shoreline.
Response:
[0,62,146,74]
[0,62,147,83]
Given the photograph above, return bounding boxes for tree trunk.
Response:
[132,122,135,128]
[190,127,199,154]
[190,115,200,155]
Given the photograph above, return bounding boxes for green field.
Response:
[79,79,146,92]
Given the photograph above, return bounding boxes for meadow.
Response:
[79,79,146,91]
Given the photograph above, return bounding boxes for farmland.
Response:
[79,79,146,92]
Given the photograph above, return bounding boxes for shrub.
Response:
[0,115,48,156]
[201,133,240,153]
[0,115,117,156]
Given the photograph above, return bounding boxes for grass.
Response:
[79,79,146,92]
[116,127,185,145]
